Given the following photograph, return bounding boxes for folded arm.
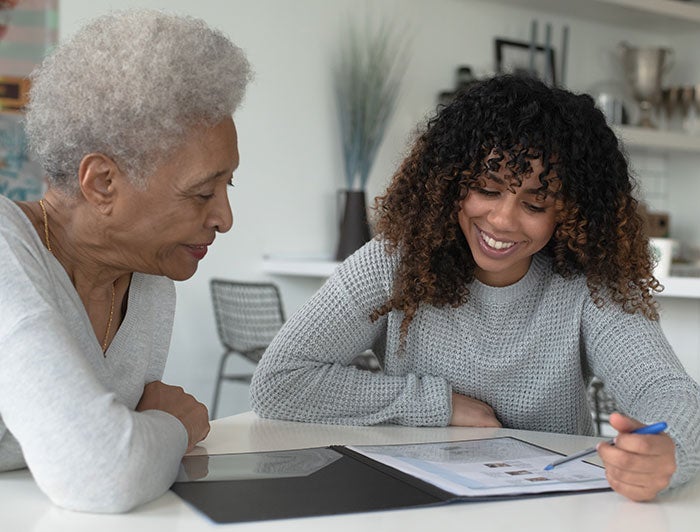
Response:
[0,313,188,513]
[250,269,452,427]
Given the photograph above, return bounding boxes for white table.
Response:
[3,412,699,531]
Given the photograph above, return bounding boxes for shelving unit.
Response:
[615,125,700,153]
[488,0,700,29]
[657,275,700,298]
[263,258,700,298]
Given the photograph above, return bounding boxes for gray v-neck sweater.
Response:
[0,195,186,512]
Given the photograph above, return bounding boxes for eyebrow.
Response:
[184,169,232,192]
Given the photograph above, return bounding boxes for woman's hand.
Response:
[450,392,502,427]
[137,381,210,452]
[597,412,676,501]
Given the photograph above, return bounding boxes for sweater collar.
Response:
[469,253,550,303]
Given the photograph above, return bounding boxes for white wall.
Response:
[58,0,699,418]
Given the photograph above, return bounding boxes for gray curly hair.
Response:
[25,9,252,194]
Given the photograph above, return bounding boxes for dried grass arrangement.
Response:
[334,19,408,191]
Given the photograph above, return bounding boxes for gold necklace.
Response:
[39,199,116,355]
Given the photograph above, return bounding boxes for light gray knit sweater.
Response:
[251,238,700,487]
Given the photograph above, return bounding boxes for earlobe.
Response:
[78,153,120,211]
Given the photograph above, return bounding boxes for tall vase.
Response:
[335,189,371,261]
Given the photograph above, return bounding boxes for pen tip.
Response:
[544,464,553,471]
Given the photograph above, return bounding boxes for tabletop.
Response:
[2,411,699,532]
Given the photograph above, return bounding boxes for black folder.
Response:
[171,437,610,524]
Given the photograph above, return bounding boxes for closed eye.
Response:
[525,203,547,213]
[475,187,499,197]
[197,177,234,200]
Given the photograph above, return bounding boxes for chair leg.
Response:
[210,350,231,420]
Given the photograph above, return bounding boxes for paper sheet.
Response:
[348,437,610,497]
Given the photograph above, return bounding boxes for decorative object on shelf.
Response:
[333,17,408,261]
[650,237,676,278]
[660,84,700,134]
[437,65,478,106]
[638,203,669,238]
[495,37,556,86]
[589,80,631,126]
[660,86,681,130]
[679,85,699,134]
[495,21,569,87]
[618,42,674,129]
[335,189,371,260]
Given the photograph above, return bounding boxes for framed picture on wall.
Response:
[495,38,556,87]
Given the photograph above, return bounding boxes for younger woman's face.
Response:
[458,158,560,287]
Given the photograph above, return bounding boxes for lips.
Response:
[475,226,520,257]
[479,229,515,250]
[184,243,211,260]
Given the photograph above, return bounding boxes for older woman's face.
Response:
[111,117,239,280]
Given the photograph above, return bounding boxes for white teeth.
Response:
[480,231,515,250]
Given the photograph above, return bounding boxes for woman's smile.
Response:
[476,226,520,257]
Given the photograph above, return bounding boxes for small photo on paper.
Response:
[483,462,511,468]
[505,470,532,476]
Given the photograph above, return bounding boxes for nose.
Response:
[206,192,234,233]
[487,195,519,232]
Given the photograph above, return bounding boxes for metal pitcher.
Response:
[618,42,674,128]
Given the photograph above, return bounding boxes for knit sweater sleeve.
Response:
[250,240,452,426]
[582,297,700,488]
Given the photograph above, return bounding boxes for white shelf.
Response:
[656,275,700,298]
[262,257,339,278]
[487,0,700,29]
[262,257,700,298]
[614,125,700,154]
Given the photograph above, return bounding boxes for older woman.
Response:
[0,10,251,512]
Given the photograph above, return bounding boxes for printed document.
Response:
[348,437,610,497]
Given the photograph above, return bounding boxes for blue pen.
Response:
[544,421,668,471]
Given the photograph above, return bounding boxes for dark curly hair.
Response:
[371,74,660,340]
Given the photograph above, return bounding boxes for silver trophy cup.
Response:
[618,42,674,128]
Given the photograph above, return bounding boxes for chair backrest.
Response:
[587,378,618,435]
[210,279,286,363]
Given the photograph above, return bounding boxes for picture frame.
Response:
[495,38,556,87]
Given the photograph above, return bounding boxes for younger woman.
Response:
[251,75,700,501]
